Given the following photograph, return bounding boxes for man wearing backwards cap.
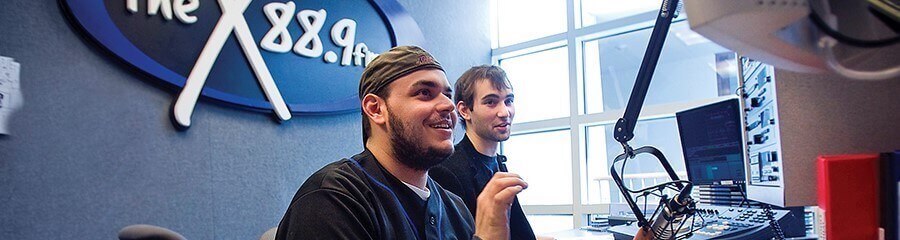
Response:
[276,46,528,240]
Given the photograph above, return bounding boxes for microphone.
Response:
[118,224,186,240]
[650,183,695,239]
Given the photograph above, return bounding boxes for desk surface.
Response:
[544,229,818,240]
[544,229,614,240]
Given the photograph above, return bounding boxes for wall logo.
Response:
[61,0,424,129]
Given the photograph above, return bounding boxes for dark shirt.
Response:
[430,136,537,240]
[276,150,475,240]
[471,150,499,177]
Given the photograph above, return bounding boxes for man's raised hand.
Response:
[474,172,528,240]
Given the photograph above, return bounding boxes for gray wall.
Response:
[0,0,490,239]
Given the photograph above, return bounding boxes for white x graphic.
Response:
[173,0,291,128]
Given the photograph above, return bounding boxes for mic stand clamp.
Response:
[621,142,636,159]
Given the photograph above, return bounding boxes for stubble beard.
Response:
[388,110,453,171]
[475,120,510,143]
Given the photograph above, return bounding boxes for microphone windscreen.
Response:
[118,224,186,240]
[259,227,277,240]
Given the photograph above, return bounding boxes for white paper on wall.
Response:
[0,55,22,135]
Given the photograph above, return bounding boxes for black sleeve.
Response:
[509,197,537,240]
[430,165,478,221]
[428,166,465,200]
[276,189,376,240]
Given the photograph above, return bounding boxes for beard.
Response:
[388,110,454,171]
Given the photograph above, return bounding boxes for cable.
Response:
[763,204,786,240]
[736,183,750,207]
[808,7,900,48]
[743,84,759,97]
[614,157,690,194]
[614,155,697,239]
[627,180,691,194]
[818,37,900,80]
[733,85,745,97]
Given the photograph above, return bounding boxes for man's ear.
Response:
[362,94,387,125]
[457,101,472,122]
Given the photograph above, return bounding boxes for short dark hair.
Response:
[454,65,512,128]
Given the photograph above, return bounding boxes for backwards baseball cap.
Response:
[358,46,444,143]
[358,45,444,100]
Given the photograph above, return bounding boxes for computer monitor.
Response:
[676,98,745,185]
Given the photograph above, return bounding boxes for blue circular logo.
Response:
[62,0,424,128]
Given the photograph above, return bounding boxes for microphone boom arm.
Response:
[607,0,691,235]
[613,0,681,152]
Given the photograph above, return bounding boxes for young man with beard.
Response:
[275,46,528,240]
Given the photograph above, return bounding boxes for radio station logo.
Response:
[62,0,424,129]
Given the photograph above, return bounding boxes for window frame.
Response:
[491,0,732,228]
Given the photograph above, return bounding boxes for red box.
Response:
[817,154,881,240]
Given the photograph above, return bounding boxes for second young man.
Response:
[430,65,539,240]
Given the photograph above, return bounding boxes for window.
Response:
[495,0,567,47]
[499,47,570,123]
[580,0,659,28]
[492,0,736,229]
[583,22,729,114]
[503,129,573,205]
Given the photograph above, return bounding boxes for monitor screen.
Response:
[676,99,745,185]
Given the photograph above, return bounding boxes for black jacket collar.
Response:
[458,135,507,172]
